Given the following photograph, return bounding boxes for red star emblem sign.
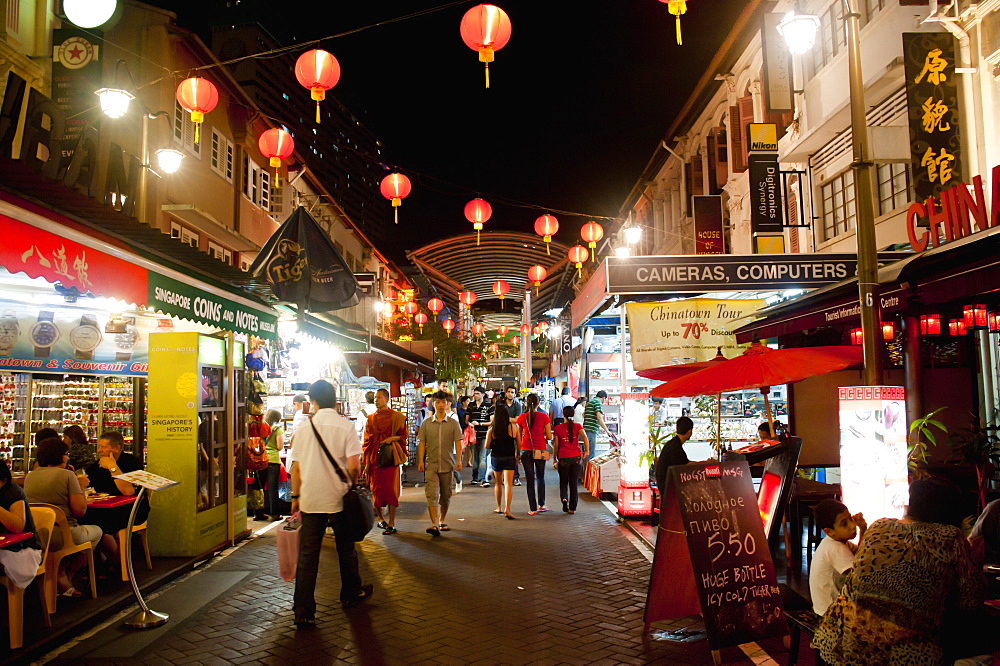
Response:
[67,44,84,60]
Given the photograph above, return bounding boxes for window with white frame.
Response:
[876,163,911,216]
[805,0,885,80]
[210,129,234,183]
[820,170,856,241]
[170,220,200,248]
[207,240,233,265]
[173,101,202,157]
[243,155,271,210]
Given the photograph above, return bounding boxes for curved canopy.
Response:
[407,231,572,315]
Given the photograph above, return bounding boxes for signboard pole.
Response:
[620,308,628,396]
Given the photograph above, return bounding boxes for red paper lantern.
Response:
[989,312,1000,333]
[442,318,456,337]
[380,173,412,224]
[949,318,968,336]
[175,77,219,144]
[382,302,395,317]
[459,289,478,307]
[527,264,547,295]
[534,214,559,255]
[519,323,531,335]
[403,301,420,316]
[510,335,520,346]
[460,4,512,89]
[295,49,341,123]
[538,321,549,331]
[488,343,500,354]
[963,303,988,329]
[580,221,604,260]
[920,314,941,336]
[492,279,510,309]
[414,312,428,331]
[497,324,509,336]
[427,297,444,320]
[849,328,863,345]
[465,198,492,245]
[568,245,589,276]
[472,322,485,337]
[532,325,543,336]
[881,321,895,341]
[258,128,295,186]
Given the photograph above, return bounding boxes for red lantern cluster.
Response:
[380,173,412,224]
[294,49,341,123]
[534,214,559,255]
[176,77,219,145]
[460,4,512,89]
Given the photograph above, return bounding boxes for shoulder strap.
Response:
[309,417,349,485]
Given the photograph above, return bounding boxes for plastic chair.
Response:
[116,521,151,581]
[1,506,54,649]
[28,503,97,613]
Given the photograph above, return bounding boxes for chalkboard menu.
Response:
[644,461,786,650]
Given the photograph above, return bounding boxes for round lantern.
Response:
[459,289,477,307]
[658,0,688,45]
[488,343,500,354]
[175,77,219,145]
[442,318,456,337]
[534,214,559,255]
[403,301,420,317]
[295,49,341,123]
[532,325,543,336]
[492,279,510,309]
[519,323,531,335]
[380,173,412,224]
[568,245,589,277]
[510,335,520,346]
[497,324,509,336]
[460,4,512,89]
[414,312,428,332]
[464,198,492,246]
[527,264,547,295]
[472,322,485,337]
[427,297,444,320]
[538,321,549,331]
[258,128,295,186]
[580,222,604,261]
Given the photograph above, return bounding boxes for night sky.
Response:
[160,0,746,261]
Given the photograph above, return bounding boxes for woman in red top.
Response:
[552,406,588,513]
[515,393,552,515]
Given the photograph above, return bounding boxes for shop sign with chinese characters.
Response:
[903,32,962,202]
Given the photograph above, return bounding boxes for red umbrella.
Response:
[638,348,728,383]
[651,342,863,436]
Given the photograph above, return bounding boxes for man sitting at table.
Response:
[24,437,102,597]
[80,431,149,572]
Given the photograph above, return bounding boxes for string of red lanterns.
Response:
[459,4,512,89]
[534,214,559,255]
[380,173,412,224]
[294,49,341,123]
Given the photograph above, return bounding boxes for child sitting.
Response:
[809,499,867,615]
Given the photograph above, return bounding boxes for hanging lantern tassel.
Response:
[479,46,494,89]
[576,262,582,278]
[391,197,401,224]
[668,0,687,46]
[544,236,551,255]
[588,241,597,262]
[191,111,203,145]
[474,222,482,246]
[312,86,325,124]
[270,156,282,188]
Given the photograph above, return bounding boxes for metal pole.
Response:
[619,307,627,396]
[138,112,149,224]
[122,487,169,629]
[843,0,882,386]
[523,289,532,388]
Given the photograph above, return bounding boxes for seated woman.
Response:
[63,424,96,472]
[23,437,102,597]
[0,459,43,591]
[812,477,983,664]
[81,431,148,568]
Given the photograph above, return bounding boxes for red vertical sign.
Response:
[693,195,725,255]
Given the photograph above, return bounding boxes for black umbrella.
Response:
[249,206,360,312]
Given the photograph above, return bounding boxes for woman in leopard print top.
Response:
[812,478,983,665]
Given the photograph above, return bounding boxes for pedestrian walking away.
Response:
[362,388,407,535]
[501,385,523,485]
[465,386,494,486]
[417,391,463,536]
[485,402,520,519]
[582,391,613,468]
[288,380,372,628]
[549,387,570,427]
[516,393,552,515]
[552,406,588,513]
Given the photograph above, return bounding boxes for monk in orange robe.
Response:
[362,388,408,534]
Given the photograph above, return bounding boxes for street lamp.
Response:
[624,226,642,244]
[779,3,881,385]
[97,60,183,223]
[63,0,117,28]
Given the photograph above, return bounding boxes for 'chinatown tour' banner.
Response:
[626,298,764,372]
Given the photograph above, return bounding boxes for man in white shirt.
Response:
[289,380,372,627]
[290,394,309,432]
[355,391,378,438]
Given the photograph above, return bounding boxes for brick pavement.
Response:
[44,468,786,665]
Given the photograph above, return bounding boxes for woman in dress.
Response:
[812,477,983,664]
[552,406,588,514]
[515,393,552,515]
[362,388,407,535]
[485,403,519,519]
[256,409,283,521]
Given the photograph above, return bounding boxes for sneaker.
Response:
[480,481,491,488]
[538,506,549,513]
[455,480,463,493]
[513,479,521,486]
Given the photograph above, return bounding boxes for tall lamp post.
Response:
[778,2,881,386]
[96,60,184,224]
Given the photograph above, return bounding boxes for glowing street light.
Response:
[95,87,134,119]
[624,226,642,244]
[776,11,821,55]
[64,0,117,28]
[155,148,184,174]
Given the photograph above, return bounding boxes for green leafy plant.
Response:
[639,417,675,470]
[948,413,1000,511]
[907,407,946,477]
[694,394,720,453]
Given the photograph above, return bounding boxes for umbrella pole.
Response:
[762,387,775,437]
[716,393,722,454]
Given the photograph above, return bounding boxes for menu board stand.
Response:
[114,470,178,629]
[644,462,786,660]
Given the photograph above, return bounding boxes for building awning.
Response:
[734,228,1000,342]
[366,336,435,373]
[295,313,369,353]
[0,193,278,339]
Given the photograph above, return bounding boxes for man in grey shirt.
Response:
[417,391,463,537]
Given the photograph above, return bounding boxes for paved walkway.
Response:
[41,468,786,665]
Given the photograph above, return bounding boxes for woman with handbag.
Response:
[485,403,520,519]
[515,393,552,515]
[362,389,408,535]
[552,406,588,514]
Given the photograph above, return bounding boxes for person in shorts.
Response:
[417,392,463,537]
[485,402,520,519]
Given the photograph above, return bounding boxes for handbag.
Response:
[246,437,269,471]
[276,514,301,581]
[310,419,375,542]
[525,414,550,460]
[377,441,395,468]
